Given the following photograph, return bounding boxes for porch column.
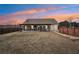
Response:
[24,25,27,31]
[31,25,34,30]
[45,25,48,31]
[47,25,50,31]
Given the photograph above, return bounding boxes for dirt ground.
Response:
[0,31,79,54]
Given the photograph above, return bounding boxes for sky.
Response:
[0,4,79,25]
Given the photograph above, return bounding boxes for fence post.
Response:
[73,27,75,36]
[67,27,68,35]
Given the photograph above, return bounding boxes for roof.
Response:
[22,18,57,25]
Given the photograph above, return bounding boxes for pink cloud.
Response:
[10,7,65,16]
[43,13,79,22]
[1,6,79,25]
[0,15,25,25]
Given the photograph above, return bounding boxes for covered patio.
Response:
[20,24,51,31]
[20,18,57,32]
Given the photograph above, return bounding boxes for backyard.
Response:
[0,32,79,54]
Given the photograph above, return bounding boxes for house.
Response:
[20,18,58,31]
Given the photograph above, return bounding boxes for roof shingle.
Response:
[23,18,57,24]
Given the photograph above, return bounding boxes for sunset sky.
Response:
[0,4,79,25]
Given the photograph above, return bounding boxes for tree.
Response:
[58,21,70,28]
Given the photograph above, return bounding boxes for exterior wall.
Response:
[50,24,58,31]
[50,25,54,31]
[54,24,58,31]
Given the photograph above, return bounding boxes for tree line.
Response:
[58,21,79,28]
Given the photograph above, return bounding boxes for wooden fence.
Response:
[0,28,22,34]
[58,27,79,37]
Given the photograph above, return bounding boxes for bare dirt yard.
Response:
[0,31,79,54]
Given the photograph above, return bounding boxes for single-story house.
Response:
[20,18,58,31]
